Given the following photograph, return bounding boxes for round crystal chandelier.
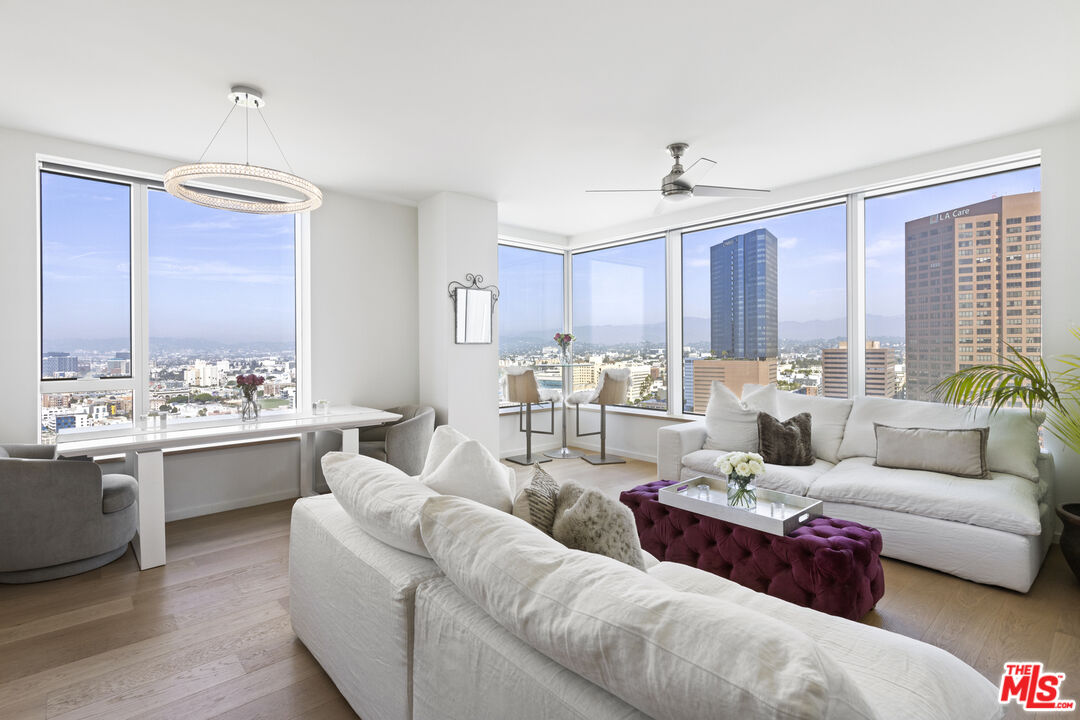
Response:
[164,86,322,215]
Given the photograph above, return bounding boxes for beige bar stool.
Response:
[567,368,631,465]
[505,368,561,465]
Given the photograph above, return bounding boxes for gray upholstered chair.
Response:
[0,444,138,583]
[314,405,436,491]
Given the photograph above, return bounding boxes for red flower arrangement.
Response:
[553,332,575,350]
[236,373,265,402]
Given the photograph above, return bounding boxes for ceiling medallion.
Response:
[164,85,322,215]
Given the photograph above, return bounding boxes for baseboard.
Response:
[571,441,657,463]
[165,488,300,522]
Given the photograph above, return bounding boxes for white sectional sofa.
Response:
[657,387,1055,592]
[290,453,1005,720]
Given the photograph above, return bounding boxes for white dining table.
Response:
[56,406,400,570]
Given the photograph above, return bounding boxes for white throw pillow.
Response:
[837,396,1044,481]
[419,494,876,720]
[421,439,514,513]
[776,391,853,464]
[703,382,777,452]
[321,451,436,557]
[420,425,470,476]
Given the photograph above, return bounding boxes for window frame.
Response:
[568,151,1040,418]
[569,234,669,411]
[495,239,568,411]
[35,156,310,442]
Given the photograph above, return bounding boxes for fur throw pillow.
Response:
[552,481,645,570]
[512,463,561,535]
[757,412,814,466]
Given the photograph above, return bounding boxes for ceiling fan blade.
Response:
[674,158,716,189]
[586,189,659,193]
[691,184,771,198]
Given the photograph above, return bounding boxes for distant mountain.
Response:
[43,337,294,356]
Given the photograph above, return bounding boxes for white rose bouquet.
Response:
[715,451,764,509]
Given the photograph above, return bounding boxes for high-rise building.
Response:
[904,192,1041,401]
[820,341,895,398]
[710,229,778,360]
[689,358,777,413]
[42,351,79,378]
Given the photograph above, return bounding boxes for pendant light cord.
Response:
[256,107,296,174]
[197,101,239,164]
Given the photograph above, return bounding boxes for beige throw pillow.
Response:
[512,463,561,535]
[551,481,645,570]
[874,423,990,478]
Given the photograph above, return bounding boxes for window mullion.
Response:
[132,183,150,421]
[846,193,866,398]
[666,229,682,416]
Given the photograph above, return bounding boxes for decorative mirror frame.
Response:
[448,273,500,344]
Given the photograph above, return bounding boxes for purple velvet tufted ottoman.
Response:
[621,480,884,620]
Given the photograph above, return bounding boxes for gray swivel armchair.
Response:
[314,405,436,491]
[0,444,138,583]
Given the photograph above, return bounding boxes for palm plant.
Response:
[932,328,1080,456]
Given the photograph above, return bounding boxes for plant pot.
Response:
[1057,504,1080,582]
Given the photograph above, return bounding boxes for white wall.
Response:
[566,118,1080,501]
[0,125,420,520]
[418,192,500,453]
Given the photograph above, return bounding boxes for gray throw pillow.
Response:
[552,481,645,570]
[757,412,814,466]
[874,423,990,478]
[511,463,561,535]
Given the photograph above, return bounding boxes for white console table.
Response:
[56,406,400,571]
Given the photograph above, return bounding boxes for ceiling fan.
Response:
[587,143,770,202]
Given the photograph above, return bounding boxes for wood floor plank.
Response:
[49,655,246,720]
[206,672,340,720]
[0,598,134,646]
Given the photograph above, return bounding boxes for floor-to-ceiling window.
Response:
[680,204,847,413]
[39,165,302,442]
[571,237,667,410]
[865,165,1041,401]
[497,243,565,405]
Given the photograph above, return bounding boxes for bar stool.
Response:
[504,368,561,465]
[567,368,631,465]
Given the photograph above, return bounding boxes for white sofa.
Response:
[290,471,1004,720]
[657,387,1055,592]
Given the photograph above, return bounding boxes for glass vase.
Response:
[726,477,757,510]
[561,346,572,365]
[241,397,260,421]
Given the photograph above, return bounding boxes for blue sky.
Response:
[41,172,295,351]
[498,244,563,337]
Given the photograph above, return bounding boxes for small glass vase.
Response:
[560,346,572,365]
[727,477,757,510]
[241,397,260,421]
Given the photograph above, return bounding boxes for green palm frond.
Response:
[932,333,1080,457]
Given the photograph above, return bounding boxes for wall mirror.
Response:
[449,274,499,344]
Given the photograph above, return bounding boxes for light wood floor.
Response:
[0,455,1075,720]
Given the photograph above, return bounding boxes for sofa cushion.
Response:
[420,493,876,720]
[101,474,137,514]
[807,456,1043,535]
[874,424,989,478]
[322,452,436,557]
[703,382,777,452]
[758,412,814,466]
[744,385,854,464]
[421,439,515,513]
[552,481,644,569]
[512,463,561,535]
[648,562,1002,720]
[420,425,470,476]
[681,450,832,496]
[836,396,1043,481]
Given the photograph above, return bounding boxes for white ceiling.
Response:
[2,1,1078,236]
